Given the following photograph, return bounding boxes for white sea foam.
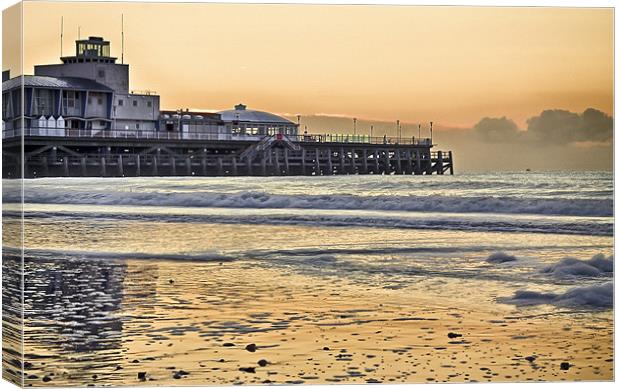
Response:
[541,254,614,278]
[486,251,518,263]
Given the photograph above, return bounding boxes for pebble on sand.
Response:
[239,367,256,374]
[447,332,463,339]
[560,362,571,370]
[258,359,269,367]
[137,372,147,381]
[245,343,257,352]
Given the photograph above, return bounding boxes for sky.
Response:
[2,1,614,170]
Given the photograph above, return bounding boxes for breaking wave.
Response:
[6,189,613,217]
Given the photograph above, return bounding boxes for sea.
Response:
[1,171,614,385]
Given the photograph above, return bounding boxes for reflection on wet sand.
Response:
[13,255,613,386]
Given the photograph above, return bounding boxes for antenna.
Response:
[418,124,421,139]
[78,25,81,40]
[60,16,64,57]
[121,14,125,64]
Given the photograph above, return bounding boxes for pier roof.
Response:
[2,75,114,93]
[217,104,294,125]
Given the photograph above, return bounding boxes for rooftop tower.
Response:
[35,36,129,93]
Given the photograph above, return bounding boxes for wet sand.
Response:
[17,257,613,386]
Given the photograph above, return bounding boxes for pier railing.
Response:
[2,128,432,146]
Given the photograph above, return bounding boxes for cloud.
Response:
[469,108,612,145]
[499,282,613,309]
[473,117,521,143]
[526,108,613,144]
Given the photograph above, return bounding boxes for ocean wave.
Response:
[5,188,613,217]
[10,209,613,236]
[13,248,236,263]
[498,282,613,309]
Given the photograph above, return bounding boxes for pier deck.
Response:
[2,131,453,178]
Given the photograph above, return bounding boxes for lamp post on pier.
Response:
[430,121,433,145]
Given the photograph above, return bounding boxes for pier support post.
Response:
[362,149,368,174]
[314,148,321,175]
[231,157,238,176]
[383,149,390,175]
[118,155,124,177]
[136,155,141,176]
[261,154,267,176]
[274,149,281,175]
[152,156,158,176]
[449,151,454,175]
[63,157,69,177]
[426,152,433,175]
[284,148,290,175]
[350,149,356,174]
[405,150,413,174]
[437,151,444,175]
[301,148,307,175]
[339,147,345,174]
[100,156,107,177]
[374,150,380,173]
[171,157,177,176]
[415,150,422,175]
[217,157,224,175]
[186,157,192,175]
[81,157,87,176]
[395,150,402,174]
[326,148,333,175]
[42,156,49,177]
[246,157,252,175]
[202,157,207,176]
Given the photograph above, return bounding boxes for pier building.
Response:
[2,36,453,178]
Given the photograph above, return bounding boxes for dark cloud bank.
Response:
[289,108,613,171]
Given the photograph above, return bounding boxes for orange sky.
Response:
[3,2,614,128]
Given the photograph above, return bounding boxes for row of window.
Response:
[117,99,153,108]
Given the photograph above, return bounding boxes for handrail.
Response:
[3,127,433,146]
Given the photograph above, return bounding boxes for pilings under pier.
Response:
[3,137,454,178]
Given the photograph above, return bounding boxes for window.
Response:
[34,89,53,116]
[97,98,103,105]
[97,69,105,78]
[136,123,140,130]
[147,101,152,108]
[88,97,92,105]
[2,93,10,118]
[118,99,124,106]
[133,100,138,107]
[62,90,78,114]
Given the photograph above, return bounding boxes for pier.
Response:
[2,36,453,179]
[2,130,453,178]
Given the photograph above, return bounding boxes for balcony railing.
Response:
[2,127,433,146]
